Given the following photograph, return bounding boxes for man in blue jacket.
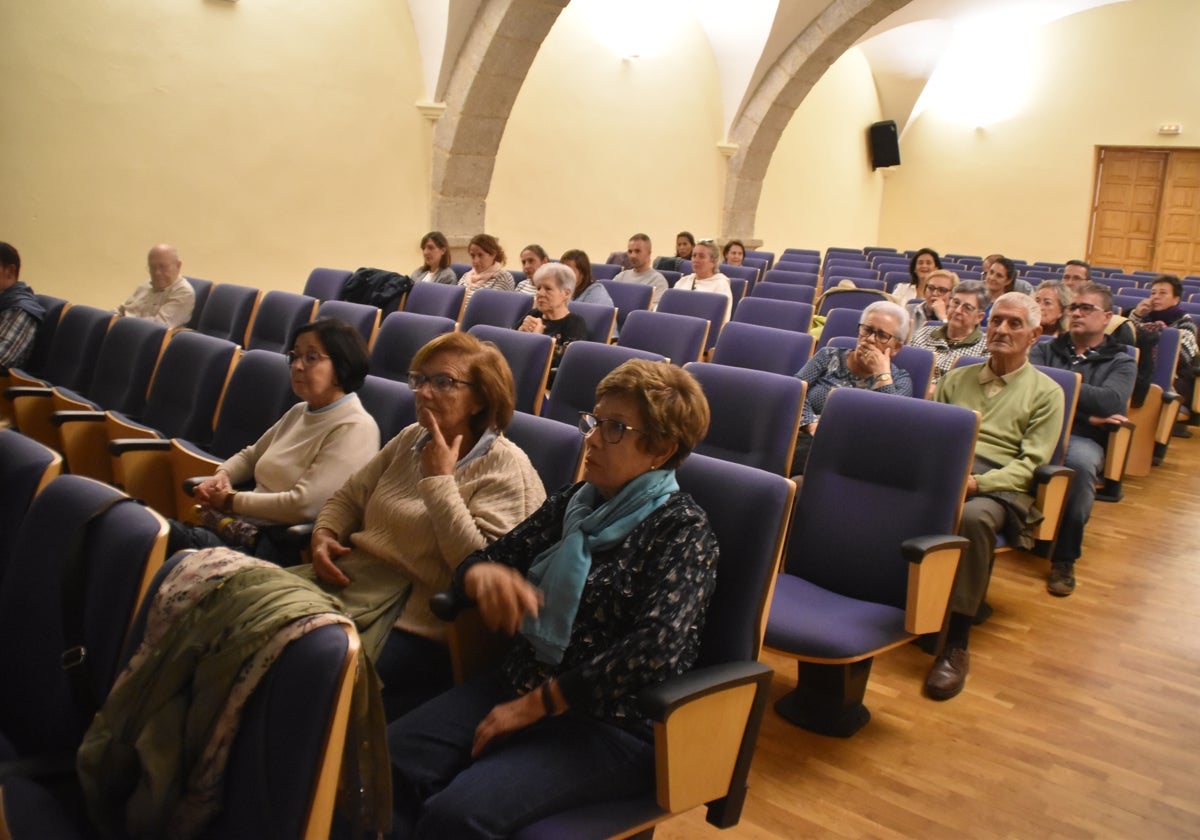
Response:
[1030,282,1136,597]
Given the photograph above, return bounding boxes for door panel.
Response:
[1155,151,1200,277]
[1088,149,1166,273]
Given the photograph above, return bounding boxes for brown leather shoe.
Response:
[924,647,969,700]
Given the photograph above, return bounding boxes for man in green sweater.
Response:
[927,292,1064,700]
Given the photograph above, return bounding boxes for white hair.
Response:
[534,262,576,294]
[992,291,1040,328]
[860,300,909,342]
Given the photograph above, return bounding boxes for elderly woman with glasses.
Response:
[166,319,380,563]
[903,267,958,336]
[908,280,991,395]
[891,247,943,307]
[387,359,716,838]
[302,331,546,719]
[791,301,914,474]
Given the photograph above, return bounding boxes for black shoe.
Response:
[1048,562,1076,597]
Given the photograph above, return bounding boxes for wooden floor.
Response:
[661,429,1200,839]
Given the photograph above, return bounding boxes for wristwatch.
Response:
[874,373,893,386]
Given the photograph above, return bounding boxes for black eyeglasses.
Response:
[925,285,953,296]
[407,372,475,393]
[578,412,644,445]
[1067,303,1105,314]
[857,324,896,344]
[286,350,330,367]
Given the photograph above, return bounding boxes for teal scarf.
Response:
[520,469,679,664]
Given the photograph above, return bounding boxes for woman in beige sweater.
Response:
[168,319,380,563]
[306,331,545,718]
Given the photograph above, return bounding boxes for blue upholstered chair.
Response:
[0,429,62,573]
[711,321,814,376]
[403,281,466,321]
[597,279,653,330]
[683,361,805,476]
[733,296,813,333]
[815,307,864,349]
[568,300,617,343]
[656,288,728,354]
[541,342,664,425]
[195,283,260,346]
[782,247,821,260]
[1125,327,1183,475]
[184,277,213,329]
[358,374,417,445]
[590,262,621,280]
[503,411,583,495]
[468,324,553,415]
[764,268,819,288]
[52,331,239,492]
[744,249,775,269]
[617,309,708,365]
[720,263,759,289]
[815,288,892,318]
[302,267,353,302]
[3,304,112,400]
[369,310,456,383]
[9,317,167,454]
[825,275,886,291]
[19,295,69,379]
[460,287,534,332]
[0,476,168,773]
[455,454,796,839]
[316,299,382,347]
[752,281,816,304]
[764,389,977,736]
[245,290,318,353]
[0,550,363,840]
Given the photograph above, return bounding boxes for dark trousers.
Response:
[387,673,655,839]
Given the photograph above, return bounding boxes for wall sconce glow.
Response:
[912,8,1043,128]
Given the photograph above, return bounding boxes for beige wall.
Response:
[486,3,726,266]
[755,47,886,254]
[877,0,1200,262]
[0,0,430,309]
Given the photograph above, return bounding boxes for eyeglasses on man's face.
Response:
[1067,302,1105,314]
[948,299,978,314]
[407,372,474,393]
[286,350,330,367]
[578,412,644,445]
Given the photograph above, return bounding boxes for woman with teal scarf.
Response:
[387,359,718,839]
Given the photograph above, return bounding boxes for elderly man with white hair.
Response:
[790,300,914,474]
[117,243,195,328]
[926,291,1064,701]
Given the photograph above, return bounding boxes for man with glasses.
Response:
[1031,283,1136,595]
[908,280,990,395]
[116,243,195,328]
[1062,260,1135,346]
[925,292,1064,700]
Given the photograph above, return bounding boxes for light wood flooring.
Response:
[661,428,1200,839]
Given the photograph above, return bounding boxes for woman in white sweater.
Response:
[678,239,733,321]
[168,318,380,563]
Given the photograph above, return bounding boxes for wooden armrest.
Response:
[901,535,967,635]
[51,409,106,427]
[4,385,54,401]
[108,437,171,456]
[1103,421,1136,482]
[1030,465,1074,542]
[642,662,772,820]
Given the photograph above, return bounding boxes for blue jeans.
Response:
[1054,435,1105,564]
[387,673,655,839]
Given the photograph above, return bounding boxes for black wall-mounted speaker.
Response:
[869,120,901,169]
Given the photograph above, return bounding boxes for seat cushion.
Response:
[764,574,909,660]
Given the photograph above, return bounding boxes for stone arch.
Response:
[721,0,912,240]
[429,0,569,250]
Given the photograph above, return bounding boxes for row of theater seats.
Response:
[2,293,1193,832]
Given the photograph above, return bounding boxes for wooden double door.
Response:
[1088,147,1200,276]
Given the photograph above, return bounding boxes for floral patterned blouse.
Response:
[452,483,719,733]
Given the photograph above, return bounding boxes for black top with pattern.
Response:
[453,483,718,732]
